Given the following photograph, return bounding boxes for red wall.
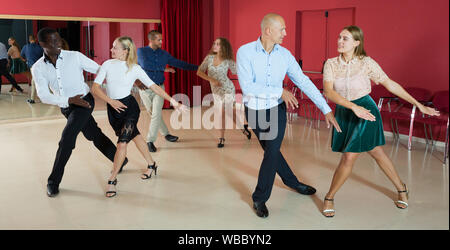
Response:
[216,0,449,141]
[119,23,145,49]
[81,21,110,64]
[213,0,230,39]
[2,0,447,142]
[1,0,160,19]
[80,21,159,65]
[220,0,449,93]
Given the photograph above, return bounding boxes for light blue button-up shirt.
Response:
[0,42,8,60]
[237,38,331,114]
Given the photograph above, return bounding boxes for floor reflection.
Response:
[0,100,448,229]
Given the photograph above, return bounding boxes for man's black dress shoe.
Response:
[295,182,316,195]
[253,202,269,218]
[147,142,157,152]
[165,134,179,142]
[47,184,59,197]
[118,158,128,173]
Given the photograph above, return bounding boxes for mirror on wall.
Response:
[0,17,159,121]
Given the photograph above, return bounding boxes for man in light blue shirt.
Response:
[237,13,341,218]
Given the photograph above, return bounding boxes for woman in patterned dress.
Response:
[197,38,251,148]
[321,26,440,217]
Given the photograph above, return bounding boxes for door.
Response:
[326,8,355,59]
[296,8,355,74]
[296,10,327,73]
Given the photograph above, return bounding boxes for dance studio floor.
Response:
[0,85,448,230]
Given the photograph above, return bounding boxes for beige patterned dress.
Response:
[199,55,237,104]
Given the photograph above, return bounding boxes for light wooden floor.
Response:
[0,84,448,229]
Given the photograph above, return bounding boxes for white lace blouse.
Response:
[323,55,389,101]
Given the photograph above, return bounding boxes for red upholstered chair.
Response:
[285,79,298,123]
[370,84,398,138]
[294,86,314,120]
[310,78,326,122]
[414,90,449,163]
[370,84,396,111]
[382,87,432,150]
[293,77,325,122]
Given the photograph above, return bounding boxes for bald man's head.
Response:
[261,13,284,32]
[260,13,286,45]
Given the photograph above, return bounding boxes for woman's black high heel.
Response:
[218,138,225,148]
[105,179,118,198]
[242,124,251,140]
[141,162,157,180]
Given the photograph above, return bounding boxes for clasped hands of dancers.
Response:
[33,12,439,218]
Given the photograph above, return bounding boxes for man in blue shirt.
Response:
[138,30,198,152]
[237,13,341,218]
[21,34,43,103]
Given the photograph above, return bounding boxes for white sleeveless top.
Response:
[94,59,155,99]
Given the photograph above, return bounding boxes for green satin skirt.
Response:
[10,58,28,74]
[331,95,385,153]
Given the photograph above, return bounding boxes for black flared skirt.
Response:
[107,95,141,143]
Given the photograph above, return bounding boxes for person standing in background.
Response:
[21,34,43,103]
[197,37,252,148]
[137,30,198,152]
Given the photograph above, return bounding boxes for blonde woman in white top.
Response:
[91,36,187,198]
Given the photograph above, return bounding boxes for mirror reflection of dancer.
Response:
[0,41,24,94]
[21,34,44,103]
[197,38,252,148]
[31,28,128,197]
[8,37,31,93]
[91,36,188,198]
[321,26,440,217]
[237,13,341,218]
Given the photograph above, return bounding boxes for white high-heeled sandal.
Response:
[395,183,409,209]
[323,198,335,218]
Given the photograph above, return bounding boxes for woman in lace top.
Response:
[197,38,251,148]
[321,26,439,218]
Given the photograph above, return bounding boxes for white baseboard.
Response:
[383,131,446,148]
